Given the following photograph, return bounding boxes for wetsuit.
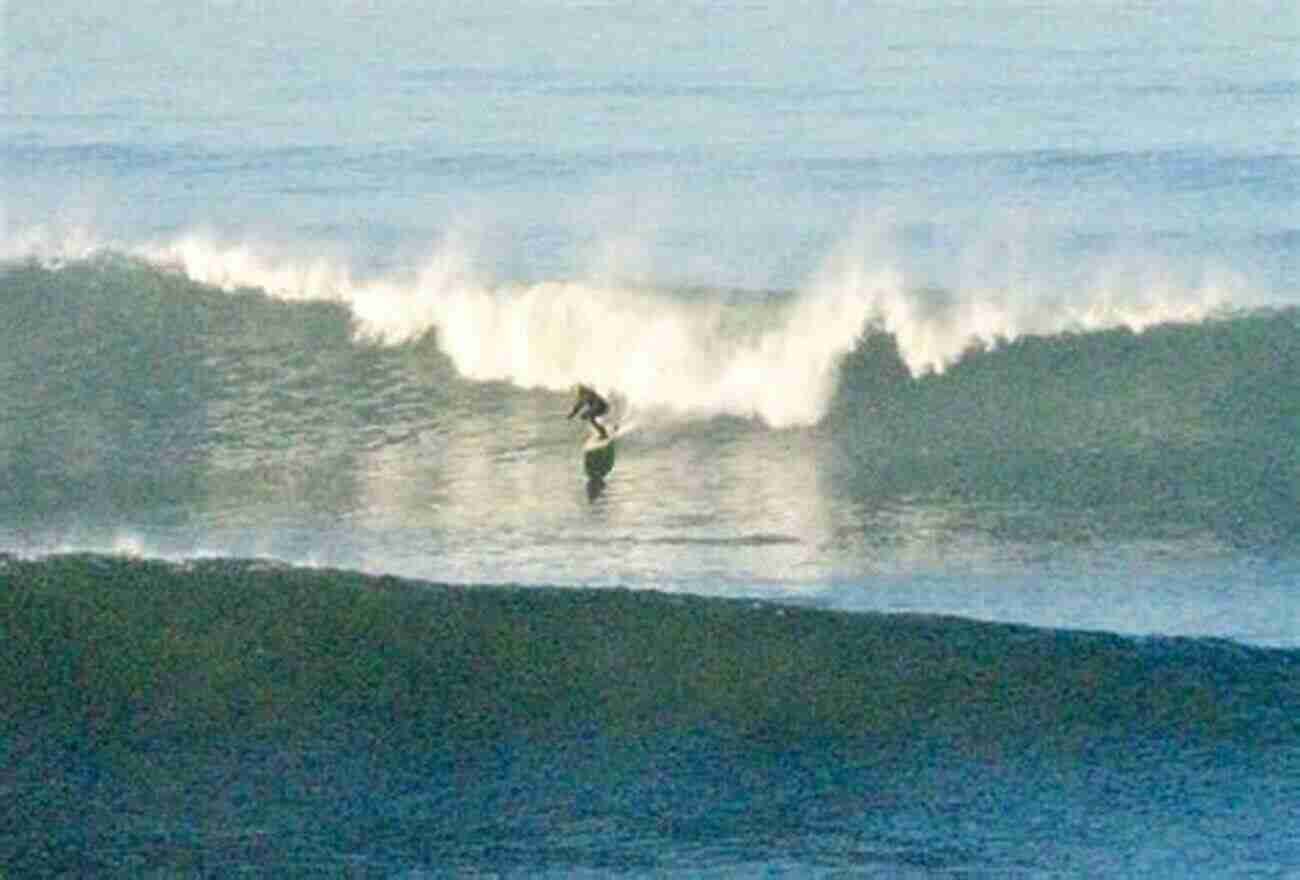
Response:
[567,384,610,439]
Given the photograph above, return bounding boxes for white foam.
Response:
[808,224,1244,377]
[3,224,1255,428]
[1,223,107,265]
[119,232,869,426]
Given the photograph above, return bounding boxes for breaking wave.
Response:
[3,227,1256,427]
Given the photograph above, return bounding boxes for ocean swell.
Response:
[5,553,1298,749]
[4,225,1252,427]
[2,254,1295,540]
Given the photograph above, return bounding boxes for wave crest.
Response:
[2,226,1260,427]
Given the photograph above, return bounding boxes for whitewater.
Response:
[9,222,1256,426]
[4,0,1300,876]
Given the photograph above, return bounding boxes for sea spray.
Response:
[809,223,1244,376]
[101,233,870,426]
[0,228,1263,427]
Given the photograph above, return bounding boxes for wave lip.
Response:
[1,252,1295,550]
[3,225,1259,428]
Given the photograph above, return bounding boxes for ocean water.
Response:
[4,0,1300,876]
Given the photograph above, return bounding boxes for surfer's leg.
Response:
[589,399,609,438]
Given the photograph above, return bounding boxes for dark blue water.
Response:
[4,555,1300,876]
[4,0,1299,874]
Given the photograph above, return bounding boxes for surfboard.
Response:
[582,427,616,480]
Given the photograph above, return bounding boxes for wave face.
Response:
[7,230,1252,425]
[2,250,1295,553]
[8,4,1299,874]
[5,554,1299,876]
[6,554,1297,746]
[828,306,1300,548]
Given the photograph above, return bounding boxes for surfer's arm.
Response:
[567,398,584,419]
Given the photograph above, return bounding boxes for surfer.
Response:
[567,383,610,440]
